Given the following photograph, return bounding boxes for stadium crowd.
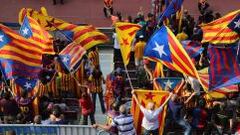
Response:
[0,0,240,135]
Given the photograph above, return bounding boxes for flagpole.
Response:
[124,64,134,91]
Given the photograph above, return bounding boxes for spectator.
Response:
[53,0,64,5]
[33,115,42,124]
[93,104,136,135]
[79,86,95,125]
[132,91,173,135]
[134,35,146,66]
[50,105,65,124]
[0,90,19,118]
[198,0,210,15]
[103,0,113,18]
[15,89,39,123]
[90,65,106,114]
[176,27,189,41]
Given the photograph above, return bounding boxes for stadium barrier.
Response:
[0,124,109,135]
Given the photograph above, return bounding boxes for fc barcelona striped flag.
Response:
[201,9,240,44]
[0,24,44,79]
[144,26,204,90]
[198,68,239,98]
[181,40,204,58]
[59,42,86,73]
[19,8,109,50]
[208,46,240,90]
[20,15,54,54]
[131,90,169,135]
[115,22,141,65]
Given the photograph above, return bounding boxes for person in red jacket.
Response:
[79,86,95,125]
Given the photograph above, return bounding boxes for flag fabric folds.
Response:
[131,90,169,135]
[208,46,240,90]
[15,77,37,92]
[155,77,182,90]
[201,9,240,44]
[20,15,54,54]
[115,22,141,65]
[0,24,44,79]
[59,42,86,72]
[181,40,204,58]
[158,0,184,22]
[198,68,239,98]
[19,8,109,50]
[144,26,201,83]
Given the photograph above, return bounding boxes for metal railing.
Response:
[0,124,109,135]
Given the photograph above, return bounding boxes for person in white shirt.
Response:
[132,90,173,135]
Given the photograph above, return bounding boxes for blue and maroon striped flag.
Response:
[208,46,240,90]
[181,40,204,58]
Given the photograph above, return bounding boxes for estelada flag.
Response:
[201,9,240,44]
[115,22,141,66]
[131,90,169,135]
[144,25,205,91]
[19,8,109,50]
[20,15,54,54]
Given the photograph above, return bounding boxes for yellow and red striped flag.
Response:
[131,90,169,135]
[115,22,141,65]
[201,9,240,44]
[19,8,109,50]
[20,15,54,54]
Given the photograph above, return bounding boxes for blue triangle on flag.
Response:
[15,77,37,92]
[156,77,182,90]
[19,16,33,38]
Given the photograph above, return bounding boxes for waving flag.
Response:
[115,22,141,65]
[19,8,108,50]
[158,0,183,22]
[0,24,44,79]
[144,26,203,88]
[201,10,240,44]
[155,77,182,90]
[181,40,204,58]
[20,16,54,54]
[59,42,86,73]
[199,68,239,98]
[208,46,240,90]
[15,77,37,92]
[131,90,169,135]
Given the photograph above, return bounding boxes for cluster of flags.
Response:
[0,7,108,95]
[121,1,239,134]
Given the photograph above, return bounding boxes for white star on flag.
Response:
[46,75,50,80]
[0,35,4,42]
[62,56,69,63]
[24,82,32,90]
[22,28,29,35]
[153,41,167,58]
[234,19,240,29]
[164,80,174,88]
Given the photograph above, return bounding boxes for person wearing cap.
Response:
[93,104,136,135]
[134,35,146,67]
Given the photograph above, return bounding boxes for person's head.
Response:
[171,94,178,101]
[33,115,42,124]
[20,89,28,98]
[3,90,11,100]
[198,98,206,108]
[146,102,155,110]
[111,102,119,112]
[52,105,61,118]
[147,13,154,20]
[81,88,88,98]
[16,113,25,124]
[119,104,127,115]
